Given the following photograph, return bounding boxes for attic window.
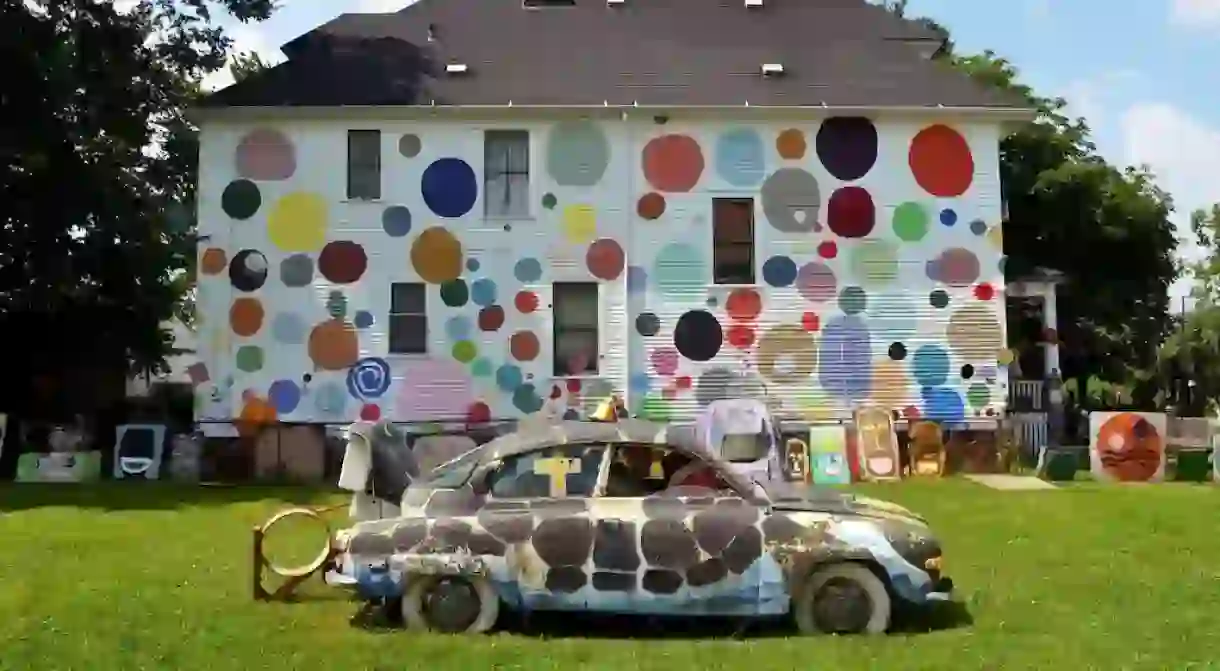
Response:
[607,0,625,5]
[761,63,785,77]
[446,63,470,75]
[745,0,764,6]
[524,0,576,7]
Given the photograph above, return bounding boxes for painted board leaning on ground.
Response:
[1088,411,1167,483]
[854,406,901,481]
[808,425,852,485]
[192,115,1010,429]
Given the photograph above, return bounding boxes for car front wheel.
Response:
[794,563,891,635]
[401,575,500,634]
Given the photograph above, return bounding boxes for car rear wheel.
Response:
[401,575,500,634]
[794,563,891,635]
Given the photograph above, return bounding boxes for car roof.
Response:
[478,419,707,462]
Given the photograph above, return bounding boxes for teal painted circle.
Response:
[714,128,766,186]
[653,243,706,298]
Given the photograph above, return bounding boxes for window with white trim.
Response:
[388,282,427,354]
[553,282,599,376]
[713,197,755,284]
[346,130,382,200]
[483,130,530,217]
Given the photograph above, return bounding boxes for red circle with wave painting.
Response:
[909,124,974,197]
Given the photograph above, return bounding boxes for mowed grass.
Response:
[2,480,1218,671]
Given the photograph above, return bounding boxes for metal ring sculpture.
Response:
[252,503,345,601]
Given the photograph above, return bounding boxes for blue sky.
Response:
[208,0,1220,301]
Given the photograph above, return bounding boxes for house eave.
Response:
[188,103,1037,125]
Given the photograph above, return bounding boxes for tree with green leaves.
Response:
[0,0,275,418]
[1159,205,1220,415]
[885,2,1180,410]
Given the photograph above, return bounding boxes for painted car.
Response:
[332,419,952,635]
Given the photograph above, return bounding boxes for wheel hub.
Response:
[811,577,874,634]
[420,577,482,633]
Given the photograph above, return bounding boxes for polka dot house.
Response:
[194,119,1007,427]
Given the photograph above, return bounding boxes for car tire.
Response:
[794,563,891,635]
[401,574,500,634]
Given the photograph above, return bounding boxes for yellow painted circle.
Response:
[997,348,1015,365]
[268,192,327,252]
[562,204,597,244]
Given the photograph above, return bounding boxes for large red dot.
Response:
[586,238,625,280]
[727,324,755,349]
[725,288,762,321]
[909,124,974,197]
[478,305,505,331]
[826,186,875,238]
[801,312,820,332]
[642,134,705,192]
[817,241,838,259]
[359,403,381,421]
[514,291,539,313]
[973,282,995,300]
[467,401,491,424]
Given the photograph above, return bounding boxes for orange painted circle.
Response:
[509,331,540,361]
[229,297,264,337]
[410,227,463,284]
[307,319,359,370]
[237,396,277,437]
[637,192,666,220]
[725,288,762,321]
[776,128,807,160]
[200,248,228,275]
[908,124,974,197]
[1096,412,1164,482]
[642,134,704,192]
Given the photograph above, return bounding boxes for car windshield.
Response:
[419,446,485,488]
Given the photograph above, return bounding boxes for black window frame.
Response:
[552,281,599,376]
[712,197,756,285]
[388,282,428,355]
[346,129,382,200]
[483,130,531,218]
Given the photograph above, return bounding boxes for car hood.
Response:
[760,480,927,525]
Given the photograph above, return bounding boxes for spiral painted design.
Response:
[345,357,391,400]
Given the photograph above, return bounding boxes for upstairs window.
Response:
[347,130,381,200]
[484,130,530,217]
[553,282,599,376]
[388,282,427,354]
[713,197,755,284]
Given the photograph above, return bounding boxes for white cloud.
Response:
[1170,0,1220,26]
[1121,102,1220,299]
[200,23,280,92]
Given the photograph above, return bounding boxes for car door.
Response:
[590,442,769,616]
[479,442,608,612]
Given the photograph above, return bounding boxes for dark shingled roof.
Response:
[201,0,1029,110]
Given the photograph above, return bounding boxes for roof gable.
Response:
[202,0,1028,110]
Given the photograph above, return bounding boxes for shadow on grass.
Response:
[0,481,333,512]
[348,598,972,640]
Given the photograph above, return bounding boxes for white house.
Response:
[190,0,1031,432]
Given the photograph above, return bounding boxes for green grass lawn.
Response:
[2,480,1218,671]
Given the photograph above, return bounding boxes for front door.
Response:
[480,442,607,611]
[589,443,767,616]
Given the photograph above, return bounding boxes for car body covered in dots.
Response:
[331,419,952,635]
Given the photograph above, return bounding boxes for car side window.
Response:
[605,443,734,497]
[487,443,607,499]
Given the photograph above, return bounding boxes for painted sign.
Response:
[1089,411,1167,483]
[808,425,851,485]
[114,424,167,480]
[780,437,811,483]
[16,452,102,482]
[853,406,900,481]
